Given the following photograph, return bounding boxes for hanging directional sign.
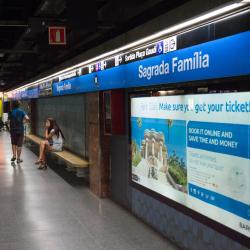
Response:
[48,26,66,45]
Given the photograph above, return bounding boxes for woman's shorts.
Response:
[52,144,63,152]
[10,133,24,147]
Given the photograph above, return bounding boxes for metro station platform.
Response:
[0,131,178,250]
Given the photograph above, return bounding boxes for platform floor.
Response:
[0,131,179,250]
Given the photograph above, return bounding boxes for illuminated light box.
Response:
[130,92,250,237]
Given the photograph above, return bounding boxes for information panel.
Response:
[131,92,250,237]
[38,81,53,97]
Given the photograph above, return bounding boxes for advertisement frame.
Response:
[128,89,250,248]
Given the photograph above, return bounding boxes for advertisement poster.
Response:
[131,92,250,237]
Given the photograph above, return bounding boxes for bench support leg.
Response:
[66,165,76,172]
[76,168,87,178]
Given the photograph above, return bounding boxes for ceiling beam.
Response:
[0,49,37,54]
[0,71,17,74]
[0,70,30,74]
[0,62,23,66]
[97,21,115,30]
[1,74,25,78]
[1,80,25,84]
[0,20,28,27]
[0,5,26,10]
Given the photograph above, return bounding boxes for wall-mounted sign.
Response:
[115,55,123,66]
[79,36,177,76]
[163,36,177,53]
[88,64,94,74]
[131,92,250,237]
[124,36,177,64]
[53,31,250,96]
[58,70,78,81]
[95,61,107,71]
[38,81,52,97]
[27,86,39,99]
[7,31,250,100]
[48,26,66,45]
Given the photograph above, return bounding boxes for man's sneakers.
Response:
[17,159,23,164]
[11,157,16,162]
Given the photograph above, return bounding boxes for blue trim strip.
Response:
[189,183,250,220]
[13,31,250,99]
[52,31,250,96]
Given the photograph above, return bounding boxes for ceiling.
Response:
[0,0,188,91]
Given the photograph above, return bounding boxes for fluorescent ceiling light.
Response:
[158,91,168,95]
[8,1,248,93]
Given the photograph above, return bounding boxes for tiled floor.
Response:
[0,131,179,250]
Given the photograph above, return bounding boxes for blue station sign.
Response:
[53,31,250,96]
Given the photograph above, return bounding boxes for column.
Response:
[159,141,163,164]
[145,138,148,159]
[152,138,155,157]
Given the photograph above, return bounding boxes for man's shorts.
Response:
[10,133,24,147]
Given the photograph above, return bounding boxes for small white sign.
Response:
[58,70,77,81]
[163,36,177,53]
[169,36,177,51]
[101,60,107,70]
[115,55,123,66]
[88,65,94,74]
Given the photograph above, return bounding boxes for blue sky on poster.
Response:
[131,117,187,163]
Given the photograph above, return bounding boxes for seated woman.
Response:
[35,118,64,169]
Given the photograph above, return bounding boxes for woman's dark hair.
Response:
[47,118,65,139]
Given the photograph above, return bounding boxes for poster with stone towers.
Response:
[131,117,187,193]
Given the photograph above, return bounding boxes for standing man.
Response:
[9,100,29,163]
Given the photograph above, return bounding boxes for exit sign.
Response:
[48,27,66,45]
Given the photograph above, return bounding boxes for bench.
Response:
[25,134,89,177]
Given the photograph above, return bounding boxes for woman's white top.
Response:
[51,129,63,151]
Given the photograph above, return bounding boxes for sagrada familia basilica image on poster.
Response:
[140,129,168,177]
[132,118,187,193]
